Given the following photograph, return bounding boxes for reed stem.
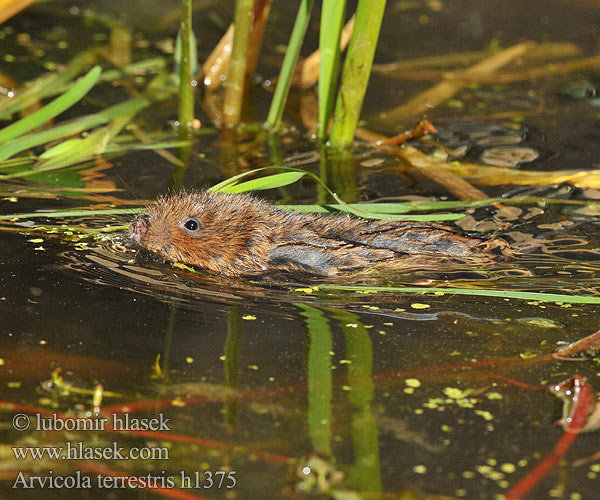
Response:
[223,0,255,128]
[177,0,195,132]
[317,0,346,141]
[265,0,315,129]
[329,0,387,149]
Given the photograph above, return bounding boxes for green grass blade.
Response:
[104,141,192,153]
[177,0,195,131]
[2,112,133,178]
[329,0,387,149]
[297,304,333,458]
[319,285,600,305]
[0,115,106,162]
[282,199,498,213]
[100,57,167,82]
[39,138,84,159]
[0,66,102,144]
[0,157,34,168]
[218,172,306,193]
[0,49,99,120]
[0,95,152,162]
[266,0,315,129]
[208,169,266,193]
[317,0,347,141]
[208,166,469,220]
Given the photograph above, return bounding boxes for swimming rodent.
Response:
[130,191,509,277]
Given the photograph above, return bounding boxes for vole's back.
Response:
[267,211,508,276]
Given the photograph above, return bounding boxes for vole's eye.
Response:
[183,218,201,232]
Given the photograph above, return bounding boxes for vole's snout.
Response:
[130,214,150,245]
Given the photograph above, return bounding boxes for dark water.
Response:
[2,1,600,499]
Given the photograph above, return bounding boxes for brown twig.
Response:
[374,117,438,147]
[554,329,600,360]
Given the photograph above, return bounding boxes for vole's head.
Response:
[130,191,273,275]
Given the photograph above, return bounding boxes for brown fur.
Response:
[130,191,509,277]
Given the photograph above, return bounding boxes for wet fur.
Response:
[131,191,509,277]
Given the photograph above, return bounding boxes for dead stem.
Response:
[201,23,234,90]
[372,42,581,75]
[202,89,225,127]
[0,0,35,24]
[354,126,491,201]
[392,53,600,85]
[486,53,600,84]
[245,0,273,84]
[431,96,545,122]
[202,0,272,93]
[380,41,535,129]
[447,162,600,189]
[223,0,254,128]
[396,146,491,201]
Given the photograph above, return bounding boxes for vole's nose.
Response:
[130,214,150,244]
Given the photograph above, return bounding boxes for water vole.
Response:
[130,191,509,277]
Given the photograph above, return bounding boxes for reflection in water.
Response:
[299,305,382,499]
[299,304,333,459]
[224,305,243,428]
[332,309,382,500]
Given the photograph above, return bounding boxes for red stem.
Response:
[505,375,591,500]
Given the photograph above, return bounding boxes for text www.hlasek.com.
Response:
[13,441,169,461]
